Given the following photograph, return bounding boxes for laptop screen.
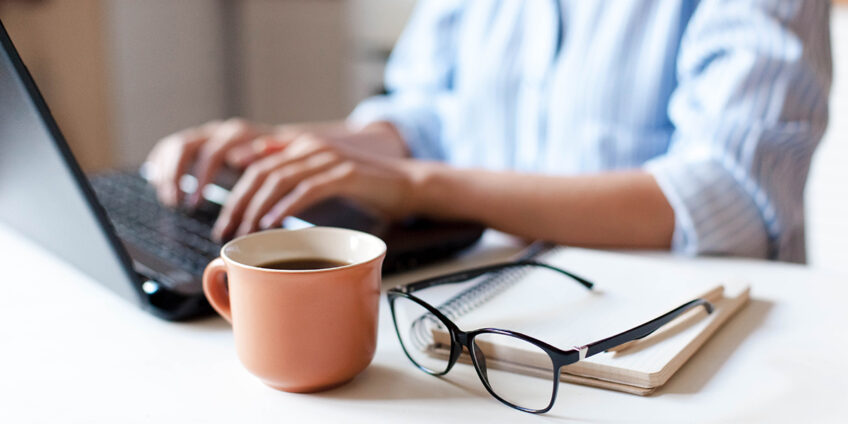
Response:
[0,21,141,303]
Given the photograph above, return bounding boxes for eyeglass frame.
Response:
[386,260,714,414]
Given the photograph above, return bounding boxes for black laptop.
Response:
[0,20,483,320]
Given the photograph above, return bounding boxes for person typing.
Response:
[146,0,831,262]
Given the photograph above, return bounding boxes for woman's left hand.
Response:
[211,132,424,241]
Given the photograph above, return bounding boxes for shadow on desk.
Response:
[176,315,231,331]
[312,364,484,401]
[658,298,773,395]
[316,365,600,421]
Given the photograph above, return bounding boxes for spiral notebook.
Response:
[423,247,750,395]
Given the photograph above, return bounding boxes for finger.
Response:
[147,120,220,205]
[258,163,356,230]
[189,118,259,208]
[232,152,343,238]
[211,151,284,241]
[213,143,339,241]
[214,138,336,240]
[224,135,290,169]
[152,128,209,207]
[144,143,164,187]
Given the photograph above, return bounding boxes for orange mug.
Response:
[202,227,386,393]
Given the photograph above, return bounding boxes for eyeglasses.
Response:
[387,261,713,414]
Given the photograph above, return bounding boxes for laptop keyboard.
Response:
[89,172,221,276]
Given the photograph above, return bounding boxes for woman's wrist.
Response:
[400,160,433,217]
[346,121,409,159]
[402,161,472,221]
[365,121,410,158]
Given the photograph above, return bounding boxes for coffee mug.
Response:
[202,227,386,393]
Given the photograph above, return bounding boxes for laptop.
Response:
[0,20,483,320]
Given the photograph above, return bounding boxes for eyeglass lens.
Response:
[471,332,557,411]
[391,295,453,374]
[392,293,560,411]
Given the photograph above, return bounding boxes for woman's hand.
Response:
[146,118,407,210]
[145,118,351,209]
[211,133,425,241]
[146,118,273,208]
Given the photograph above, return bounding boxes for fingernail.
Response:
[210,226,222,242]
[259,216,273,230]
[157,190,170,207]
[164,188,177,207]
[172,189,183,207]
[235,223,250,237]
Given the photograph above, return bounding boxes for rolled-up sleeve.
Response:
[348,0,462,160]
[644,0,831,262]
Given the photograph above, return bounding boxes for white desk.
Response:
[1,223,847,423]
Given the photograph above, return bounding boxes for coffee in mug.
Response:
[256,258,351,270]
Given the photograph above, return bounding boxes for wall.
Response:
[0,0,113,171]
[238,0,348,124]
[110,0,367,167]
[106,0,230,167]
[346,0,416,103]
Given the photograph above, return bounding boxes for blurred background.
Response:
[0,0,416,170]
[0,0,845,272]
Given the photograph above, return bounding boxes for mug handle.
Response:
[202,257,232,323]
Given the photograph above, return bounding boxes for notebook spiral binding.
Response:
[409,266,534,351]
[409,242,560,351]
[441,242,559,321]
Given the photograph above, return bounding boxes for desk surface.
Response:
[1,223,846,423]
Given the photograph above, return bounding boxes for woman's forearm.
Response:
[410,164,675,249]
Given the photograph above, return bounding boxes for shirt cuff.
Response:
[644,154,769,258]
[348,95,445,160]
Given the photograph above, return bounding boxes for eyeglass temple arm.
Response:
[400,261,594,294]
[579,298,714,359]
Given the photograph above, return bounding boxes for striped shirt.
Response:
[349,0,832,262]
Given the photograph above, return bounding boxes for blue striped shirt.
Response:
[349,0,832,262]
